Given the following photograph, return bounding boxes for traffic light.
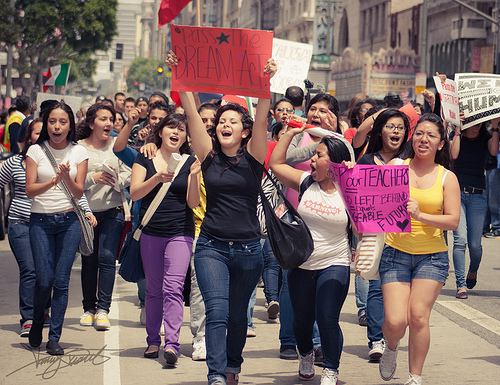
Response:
[42,71,49,83]
[157,66,164,75]
[134,81,139,89]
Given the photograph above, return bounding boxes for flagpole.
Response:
[197,0,201,26]
[64,61,72,95]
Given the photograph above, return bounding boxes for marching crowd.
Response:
[1,52,499,385]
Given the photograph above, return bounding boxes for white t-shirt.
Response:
[27,141,89,213]
[297,173,351,270]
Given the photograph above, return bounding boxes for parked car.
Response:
[0,152,15,240]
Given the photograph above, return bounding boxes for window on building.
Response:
[116,43,123,60]
[374,6,379,36]
[381,2,386,34]
[368,8,372,35]
[361,10,366,41]
[390,14,397,48]
[110,62,114,72]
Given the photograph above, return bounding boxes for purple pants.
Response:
[140,234,193,352]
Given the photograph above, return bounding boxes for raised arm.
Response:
[165,51,212,161]
[114,107,140,153]
[269,124,309,192]
[352,108,386,149]
[246,59,277,164]
[488,117,500,156]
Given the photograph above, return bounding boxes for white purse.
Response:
[354,233,385,280]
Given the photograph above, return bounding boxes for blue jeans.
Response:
[9,219,36,324]
[82,208,124,313]
[288,265,350,371]
[194,233,263,383]
[453,191,487,290]
[279,270,322,347]
[30,211,81,341]
[261,238,281,303]
[484,169,500,231]
[355,274,368,316]
[246,286,257,330]
[367,279,384,343]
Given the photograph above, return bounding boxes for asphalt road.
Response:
[1,234,500,384]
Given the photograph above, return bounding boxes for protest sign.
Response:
[455,73,500,129]
[35,93,82,119]
[433,76,460,126]
[270,38,313,94]
[399,102,419,138]
[170,25,273,99]
[329,162,411,233]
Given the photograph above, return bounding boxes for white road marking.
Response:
[437,300,500,335]
[103,284,121,385]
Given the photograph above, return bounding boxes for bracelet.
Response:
[453,131,461,138]
[51,177,57,189]
[493,127,499,133]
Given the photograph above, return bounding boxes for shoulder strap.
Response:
[298,174,314,203]
[133,153,189,240]
[441,167,449,186]
[39,142,81,213]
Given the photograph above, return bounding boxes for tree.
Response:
[126,58,167,91]
[2,0,118,96]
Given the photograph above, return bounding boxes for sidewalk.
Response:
[2,246,500,384]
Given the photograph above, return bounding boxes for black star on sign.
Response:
[216,32,230,45]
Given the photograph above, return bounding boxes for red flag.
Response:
[158,0,191,27]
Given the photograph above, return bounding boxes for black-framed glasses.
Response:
[384,124,406,132]
[276,107,294,113]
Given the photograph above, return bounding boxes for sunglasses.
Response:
[276,108,294,113]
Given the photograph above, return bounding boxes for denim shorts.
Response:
[379,245,449,285]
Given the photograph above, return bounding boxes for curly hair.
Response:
[203,103,253,172]
[77,103,115,140]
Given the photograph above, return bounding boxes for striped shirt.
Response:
[0,154,93,222]
[0,155,32,221]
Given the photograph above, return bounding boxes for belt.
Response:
[461,186,484,194]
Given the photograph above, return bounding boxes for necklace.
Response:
[410,160,435,189]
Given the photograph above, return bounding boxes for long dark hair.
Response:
[77,103,115,140]
[320,135,354,248]
[350,98,377,128]
[21,118,43,159]
[305,93,341,134]
[408,113,451,169]
[149,113,191,155]
[365,109,409,158]
[37,102,76,144]
[203,103,253,172]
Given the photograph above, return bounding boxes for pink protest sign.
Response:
[329,162,411,233]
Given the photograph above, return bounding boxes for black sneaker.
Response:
[314,346,324,365]
[358,312,368,327]
[164,349,178,366]
[485,229,500,238]
[279,345,298,360]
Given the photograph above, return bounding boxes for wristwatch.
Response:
[493,127,500,133]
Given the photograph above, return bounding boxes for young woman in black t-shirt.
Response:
[166,51,276,385]
[130,113,201,365]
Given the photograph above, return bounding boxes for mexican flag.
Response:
[43,62,71,92]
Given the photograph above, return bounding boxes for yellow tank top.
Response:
[386,159,448,254]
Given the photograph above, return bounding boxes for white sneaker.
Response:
[369,339,385,361]
[320,368,338,385]
[298,350,314,381]
[20,320,32,337]
[80,311,95,326]
[379,342,399,381]
[405,373,422,385]
[192,338,206,361]
[139,307,146,325]
[94,310,111,330]
[267,301,279,320]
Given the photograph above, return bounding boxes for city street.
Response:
[1,234,500,384]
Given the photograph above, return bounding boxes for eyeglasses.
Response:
[384,124,406,132]
[360,108,369,113]
[276,108,294,113]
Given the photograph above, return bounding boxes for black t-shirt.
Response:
[201,149,262,242]
[453,130,491,189]
[134,153,196,238]
[357,152,379,165]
